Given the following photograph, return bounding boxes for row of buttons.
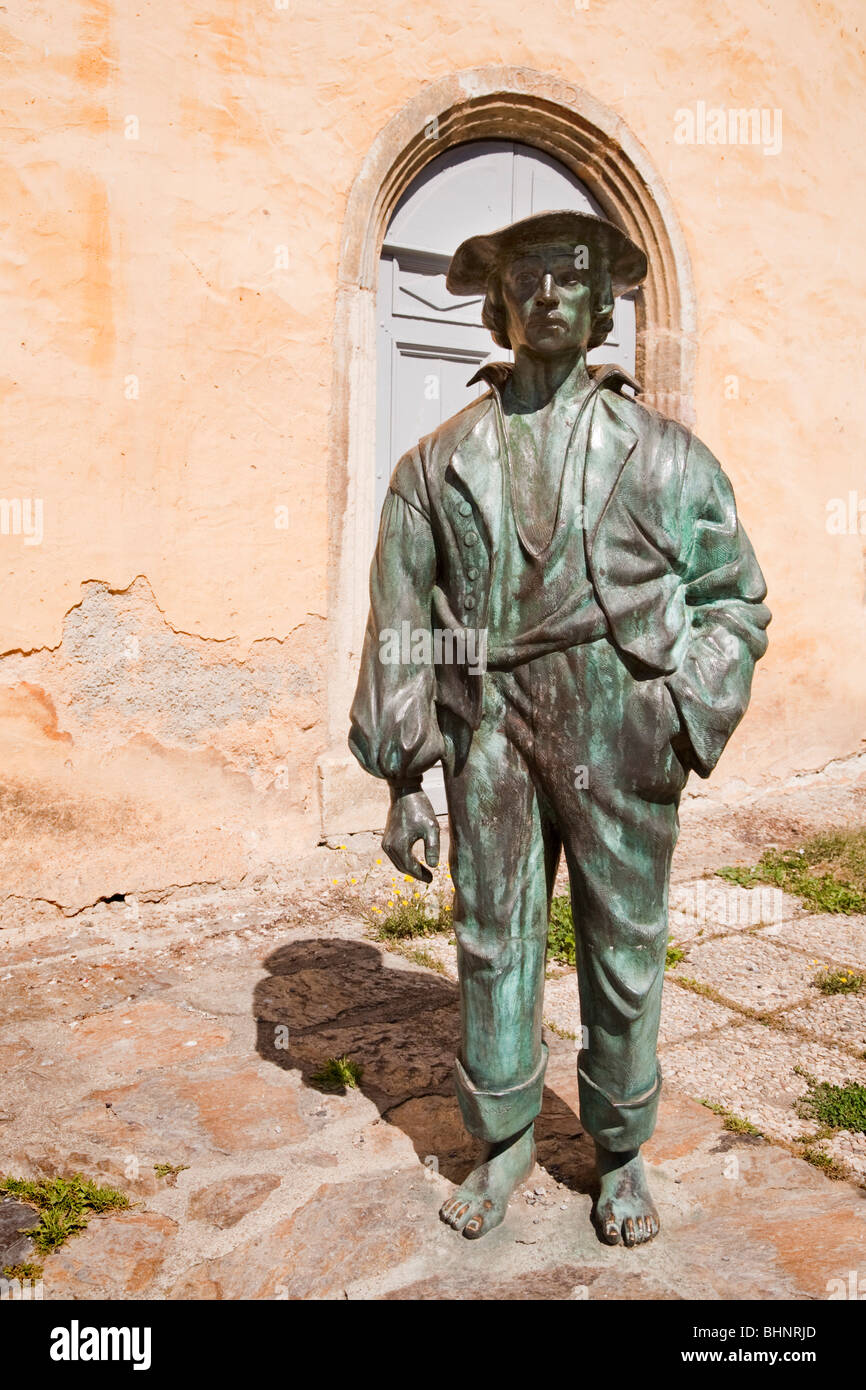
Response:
[460,504,479,610]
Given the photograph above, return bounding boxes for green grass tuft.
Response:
[718,827,866,914]
[547,894,576,967]
[2,1261,43,1281]
[153,1163,190,1180]
[544,1019,577,1041]
[402,945,447,973]
[371,896,452,941]
[699,1099,762,1135]
[812,967,864,996]
[795,1146,849,1180]
[794,1068,866,1134]
[0,1174,130,1256]
[310,1055,363,1092]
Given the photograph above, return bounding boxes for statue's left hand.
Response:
[382,787,440,884]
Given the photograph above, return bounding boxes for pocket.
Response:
[626,677,688,799]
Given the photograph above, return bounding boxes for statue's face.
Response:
[499,241,595,358]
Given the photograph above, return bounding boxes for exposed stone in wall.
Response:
[0,578,325,911]
[1,576,323,797]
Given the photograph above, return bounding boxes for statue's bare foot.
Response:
[594,1145,659,1247]
[439,1124,536,1239]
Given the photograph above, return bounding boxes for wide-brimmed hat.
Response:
[446,209,647,297]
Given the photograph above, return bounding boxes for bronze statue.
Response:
[349,210,770,1245]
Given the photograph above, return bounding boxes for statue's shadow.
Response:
[253,936,597,1195]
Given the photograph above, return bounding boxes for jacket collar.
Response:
[449,360,640,553]
[466,360,643,396]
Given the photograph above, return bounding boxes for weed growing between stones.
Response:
[794,1068,866,1134]
[544,1019,577,1040]
[718,827,866,914]
[153,1163,190,1182]
[699,1100,762,1136]
[793,1141,850,1180]
[0,1174,130,1256]
[547,894,576,966]
[2,1260,43,1280]
[310,1055,364,1092]
[371,891,452,941]
[666,942,686,968]
[812,966,864,996]
[399,945,447,973]
[328,848,455,941]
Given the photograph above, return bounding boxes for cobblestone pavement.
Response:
[1,765,865,1299]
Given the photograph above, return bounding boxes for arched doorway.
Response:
[320,67,695,838]
[375,139,637,516]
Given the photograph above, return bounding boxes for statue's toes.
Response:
[623,1216,636,1247]
[600,1212,621,1245]
[440,1197,465,1228]
[463,1198,496,1240]
[449,1199,473,1231]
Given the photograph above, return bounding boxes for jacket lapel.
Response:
[583,388,639,554]
[446,398,503,549]
[448,362,640,557]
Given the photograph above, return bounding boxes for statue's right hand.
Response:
[382,786,440,884]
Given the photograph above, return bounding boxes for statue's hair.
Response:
[481,260,615,352]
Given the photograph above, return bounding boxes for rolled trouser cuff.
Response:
[455,1043,549,1142]
[577,1051,663,1151]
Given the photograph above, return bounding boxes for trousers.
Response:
[442,636,688,1151]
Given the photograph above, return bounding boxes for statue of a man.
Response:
[349,210,770,1246]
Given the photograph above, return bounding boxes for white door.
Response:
[376,140,637,811]
[376,139,637,514]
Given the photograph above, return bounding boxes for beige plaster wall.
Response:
[1,0,863,907]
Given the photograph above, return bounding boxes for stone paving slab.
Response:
[668,934,817,1011]
[669,879,802,934]
[767,913,866,971]
[784,991,866,1054]
[32,1084,858,1304]
[1,840,866,1300]
[660,1021,866,1141]
[68,999,234,1077]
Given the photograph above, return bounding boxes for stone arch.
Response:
[320,66,696,835]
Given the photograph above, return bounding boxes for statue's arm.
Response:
[664,435,771,777]
[348,453,445,880]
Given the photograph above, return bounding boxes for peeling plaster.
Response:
[0,576,323,760]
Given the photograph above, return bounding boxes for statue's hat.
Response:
[446,209,647,298]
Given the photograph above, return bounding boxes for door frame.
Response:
[318,65,696,838]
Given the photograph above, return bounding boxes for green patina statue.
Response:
[349,210,770,1246]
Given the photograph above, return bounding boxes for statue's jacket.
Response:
[349,364,771,787]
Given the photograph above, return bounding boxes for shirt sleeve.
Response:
[348,465,446,785]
